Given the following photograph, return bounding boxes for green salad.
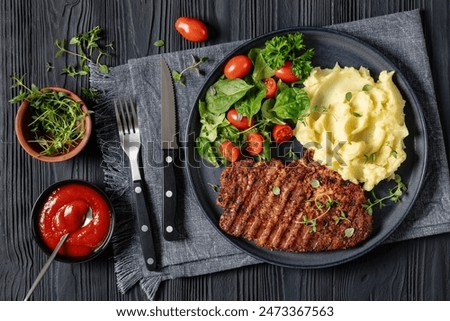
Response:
[196,32,315,166]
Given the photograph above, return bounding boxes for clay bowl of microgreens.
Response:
[12,79,92,162]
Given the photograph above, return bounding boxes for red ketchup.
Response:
[38,183,111,258]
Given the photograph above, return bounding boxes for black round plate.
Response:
[186,27,428,268]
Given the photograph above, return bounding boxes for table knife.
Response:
[160,57,184,241]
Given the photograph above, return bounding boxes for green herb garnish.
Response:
[345,92,352,101]
[81,87,99,100]
[284,147,301,160]
[207,183,220,192]
[352,112,362,117]
[364,153,376,163]
[172,55,208,86]
[325,199,340,210]
[362,174,407,215]
[300,215,317,233]
[362,84,372,91]
[45,63,54,72]
[344,227,355,238]
[10,75,89,156]
[333,211,350,225]
[260,32,314,80]
[272,186,281,195]
[153,39,165,47]
[54,26,114,77]
[310,179,320,188]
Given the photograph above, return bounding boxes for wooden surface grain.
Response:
[0,0,449,301]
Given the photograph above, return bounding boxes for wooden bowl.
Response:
[15,87,92,162]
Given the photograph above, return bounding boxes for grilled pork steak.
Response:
[217,153,372,252]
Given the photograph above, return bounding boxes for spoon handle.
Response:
[24,233,69,301]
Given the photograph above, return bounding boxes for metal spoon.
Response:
[24,207,93,301]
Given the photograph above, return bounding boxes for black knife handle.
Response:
[162,148,183,241]
[132,180,157,271]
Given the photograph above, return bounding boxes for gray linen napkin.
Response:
[90,10,450,300]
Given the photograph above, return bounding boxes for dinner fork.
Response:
[114,98,157,271]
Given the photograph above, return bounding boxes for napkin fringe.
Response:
[141,276,162,300]
[89,65,123,102]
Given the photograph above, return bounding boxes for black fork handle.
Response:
[132,180,158,271]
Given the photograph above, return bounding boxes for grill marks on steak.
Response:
[217,155,372,252]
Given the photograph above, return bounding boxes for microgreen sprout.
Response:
[9,75,89,156]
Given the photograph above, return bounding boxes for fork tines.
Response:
[114,98,139,135]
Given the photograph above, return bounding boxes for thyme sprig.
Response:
[333,211,350,225]
[363,174,407,215]
[301,215,318,233]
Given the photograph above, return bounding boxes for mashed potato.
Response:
[294,64,408,191]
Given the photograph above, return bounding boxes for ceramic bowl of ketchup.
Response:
[31,180,115,263]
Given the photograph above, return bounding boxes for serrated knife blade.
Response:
[160,58,178,150]
[160,57,183,241]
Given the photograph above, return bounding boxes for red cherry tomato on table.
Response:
[220,140,240,163]
[246,133,264,155]
[175,17,208,42]
[272,124,293,143]
[275,61,300,83]
[224,55,253,79]
[227,108,254,130]
[262,77,277,98]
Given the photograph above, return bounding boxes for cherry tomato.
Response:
[227,108,254,130]
[246,133,264,155]
[220,140,240,163]
[272,124,293,143]
[224,55,253,79]
[262,77,277,98]
[275,61,300,83]
[175,17,208,42]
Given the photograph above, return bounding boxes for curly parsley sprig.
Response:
[260,32,314,80]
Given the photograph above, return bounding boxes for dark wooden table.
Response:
[1,0,449,301]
